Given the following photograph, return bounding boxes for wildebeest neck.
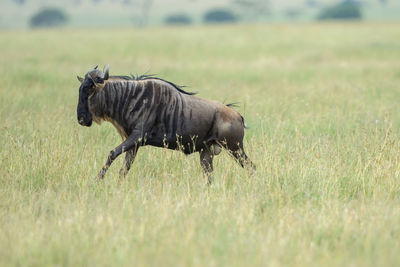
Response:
[88,80,146,138]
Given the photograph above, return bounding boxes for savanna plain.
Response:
[0,23,400,266]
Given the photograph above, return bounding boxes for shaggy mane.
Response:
[110,74,197,95]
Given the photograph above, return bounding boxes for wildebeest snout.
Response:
[77,111,92,127]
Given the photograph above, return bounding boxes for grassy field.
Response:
[1,23,400,266]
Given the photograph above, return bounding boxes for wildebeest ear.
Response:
[77,76,84,83]
[104,64,110,80]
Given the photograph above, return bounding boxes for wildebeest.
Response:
[77,65,255,183]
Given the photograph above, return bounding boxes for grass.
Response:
[0,23,400,266]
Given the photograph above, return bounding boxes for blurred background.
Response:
[1,0,400,29]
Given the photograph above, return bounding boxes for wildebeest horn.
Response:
[94,65,98,70]
[104,64,110,80]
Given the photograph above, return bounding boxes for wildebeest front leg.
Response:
[98,133,141,180]
[119,145,139,178]
[200,150,214,185]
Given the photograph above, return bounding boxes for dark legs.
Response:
[199,142,255,185]
[96,132,254,181]
[119,145,139,178]
[229,148,256,172]
[200,149,214,185]
[98,132,141,180]
[222,140,256,174]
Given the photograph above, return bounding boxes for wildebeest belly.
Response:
[145,132,208,154]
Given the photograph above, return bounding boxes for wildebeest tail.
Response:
[226,102,239,108]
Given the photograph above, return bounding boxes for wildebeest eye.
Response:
[86,82,95,90]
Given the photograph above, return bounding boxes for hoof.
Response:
[119,168,128,178]
[97,169,106,180]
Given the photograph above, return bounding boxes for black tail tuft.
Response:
[226,102,240,108]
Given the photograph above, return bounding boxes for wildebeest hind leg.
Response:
[119,145,139,178]
[200,149,214,185]
[98,132,141,180]
[229,146,256,173]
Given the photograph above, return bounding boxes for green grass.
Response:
[1,23,400,266]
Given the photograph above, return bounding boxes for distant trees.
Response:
[30,8,68,28]
[231,0,270,22]
[13,0,26,5]
[318,0,362,20]
[165,13,192,25]
[203,8,238,23]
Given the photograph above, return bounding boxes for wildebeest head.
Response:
[76,65,109,126]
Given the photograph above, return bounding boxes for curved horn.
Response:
[104,64,110,80]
